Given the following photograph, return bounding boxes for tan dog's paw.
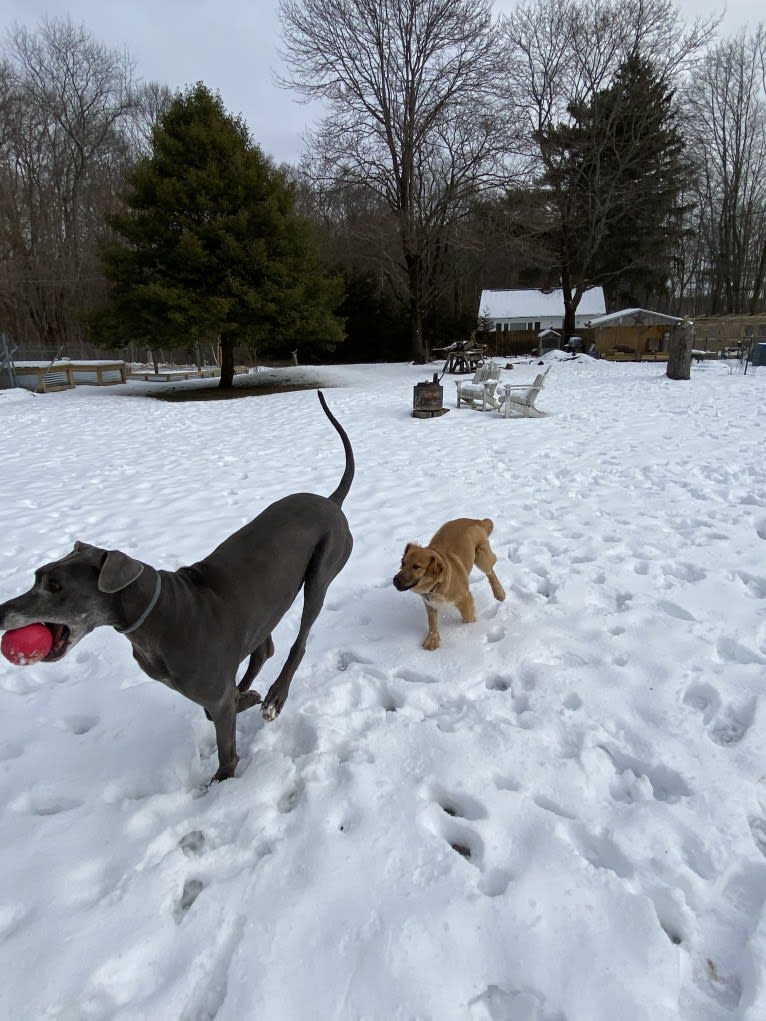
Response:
[422,633,440,651]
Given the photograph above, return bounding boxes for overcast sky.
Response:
[0,0,761,166]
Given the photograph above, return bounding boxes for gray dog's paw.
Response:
[261,701,280,722]
[261,683,287,722]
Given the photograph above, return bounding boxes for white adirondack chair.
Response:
[455,361,501,411]
[497,365,551,418]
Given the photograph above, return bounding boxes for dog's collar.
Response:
[118,572,162,635]
[422,582,440,604]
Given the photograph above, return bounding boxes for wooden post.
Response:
[667,320,694,380]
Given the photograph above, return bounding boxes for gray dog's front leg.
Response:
[261,659,299,722]
[203,635,274,723]
[210,698,238,782]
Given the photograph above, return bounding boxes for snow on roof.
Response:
[588,308,682,327]
[479,287,606,319]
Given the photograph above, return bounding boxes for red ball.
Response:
[1,623,54,666]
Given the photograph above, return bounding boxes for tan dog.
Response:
[393,518,505,650]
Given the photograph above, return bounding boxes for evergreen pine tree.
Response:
[587,56,693,306]
[538,55,692,326]
[94,83,343,387]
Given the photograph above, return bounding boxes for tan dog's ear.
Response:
[403,543,414,556]
[428,552,444,576]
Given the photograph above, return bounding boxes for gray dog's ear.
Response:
[98,550,144,593]
[74,540,97,553]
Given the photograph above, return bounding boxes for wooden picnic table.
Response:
[434,341,489,374]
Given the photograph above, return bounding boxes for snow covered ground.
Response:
[1,354,765,1020]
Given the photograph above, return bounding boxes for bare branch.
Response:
[278,0,521,357]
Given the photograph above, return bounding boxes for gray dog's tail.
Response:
[318,391,355,507]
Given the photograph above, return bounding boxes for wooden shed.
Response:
[587,309,682,361]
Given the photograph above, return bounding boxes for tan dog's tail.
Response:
[481,518,494,536]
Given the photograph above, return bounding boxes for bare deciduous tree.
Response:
[683,26,766,315]
[0,18,167,351]
[279,0,518,360]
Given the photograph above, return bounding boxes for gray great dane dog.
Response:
[0,391,354,782]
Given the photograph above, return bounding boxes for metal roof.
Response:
[588,308,682,327]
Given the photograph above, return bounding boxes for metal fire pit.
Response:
[412,373,448,418]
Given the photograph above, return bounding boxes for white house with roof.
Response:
[478,287,606,332]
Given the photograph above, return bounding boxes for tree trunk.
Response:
[218,340,235,389]
[409,296,428,363]
[561,282,578,341]
[667,320,694,380]
[749,240,766,315]
[562,302,577,343]
[405,251,428,363]
[410,320,427,362]
[560,250,577,342]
